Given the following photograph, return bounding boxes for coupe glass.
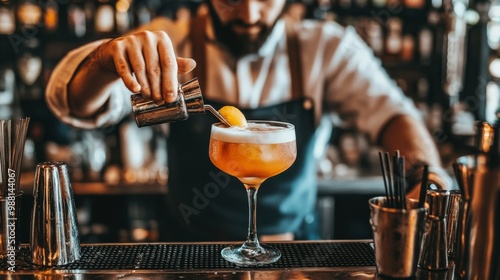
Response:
[209,120,297,265]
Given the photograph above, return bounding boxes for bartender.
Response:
[45,0,451,241]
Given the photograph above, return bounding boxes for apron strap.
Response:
[285,19,304,100]
[190,16,305,99]
[190,15,208,93]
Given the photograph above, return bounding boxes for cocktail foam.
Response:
[211,122,296,144]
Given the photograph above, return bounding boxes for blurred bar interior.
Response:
[0,0,499,243]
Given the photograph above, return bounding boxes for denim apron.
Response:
[164,17,318,241]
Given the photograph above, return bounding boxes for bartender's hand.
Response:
[406,165,455,200]
[93,30,197,104]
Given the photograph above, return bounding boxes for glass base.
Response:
[221,244,281,266]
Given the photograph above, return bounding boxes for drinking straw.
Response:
[383,152,394,208]
[12,118,30,194]
[0,118,30,196]
[418,164,429,208]
[378,151,390,207]
[398,156,407,210]
[0,120,11,197]
[379,150,407,209]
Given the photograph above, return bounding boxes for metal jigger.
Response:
[418,189,451,270]
[131,78,205,127]
[30,161,80,266]
[131,77,230,127]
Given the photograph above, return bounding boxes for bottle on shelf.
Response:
[94,0,116,36]
[0,0,16,36]
[418,27,434,63]
[16,0,43,30]
[366,20,384,56]
[68,0,87,38]
[404,0,425,10]
[401,33,415,61]
[385,18,403,59]
[0,39,17,119]
[0,0,16,118]
[134,1,153,26]
[115,0,132,34]
[16,36,44,102]
[43,0,59,35]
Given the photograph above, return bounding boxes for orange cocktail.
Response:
[209,122,296,186]
[209,120,297,266]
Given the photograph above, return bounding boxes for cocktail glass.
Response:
[209,120,297,266]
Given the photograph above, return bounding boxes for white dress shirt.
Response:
[46,16,421,143]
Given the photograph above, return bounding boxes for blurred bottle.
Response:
[0,0,16,35]
[134,0,160,26]
[418,27,434,64]
[14,0,44,103]
[16,0,42,30]
[0,0,15,101]
[16,37,44,101]
[385,18,403,58]
[43,0,59,35]
[0,35,17,119]
[366,21,384,57]
[94,0,116,36]
[115,0,132,34]
[372,0,387,8]
[68,0,87,38]
[404,0,425,9]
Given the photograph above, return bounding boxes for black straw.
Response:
[379,150,407,209]
[418,164,429,208]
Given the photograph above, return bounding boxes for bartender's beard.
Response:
[207,2,286,58]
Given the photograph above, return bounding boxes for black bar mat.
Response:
[1,242,375,271]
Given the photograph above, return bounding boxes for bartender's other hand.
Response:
[406,167,454,201]
[406,184,420,200]
[94,31,197,104]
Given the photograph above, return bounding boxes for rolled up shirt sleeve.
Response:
[323,25,422,143]
[45,40,132,129]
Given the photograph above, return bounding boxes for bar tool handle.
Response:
[204,105,231,127]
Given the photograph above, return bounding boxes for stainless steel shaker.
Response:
[467,145,500,279]
[131,78,205,127]
[30,161,80,266]
[452,122,492,279]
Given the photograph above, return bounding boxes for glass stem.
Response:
[242,184,261,250]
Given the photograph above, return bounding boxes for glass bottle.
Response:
[115,0,132,34]
[0,0,16,35]
[94,0,116,35]
[385,18,403,57]
[68,0,87,38]
[16,0,42,30]
[43,0,59,34]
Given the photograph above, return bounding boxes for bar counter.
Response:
[2,240,380,279]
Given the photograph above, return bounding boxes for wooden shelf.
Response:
[20,171,168,196]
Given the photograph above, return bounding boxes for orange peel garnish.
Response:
[218,106,248,128]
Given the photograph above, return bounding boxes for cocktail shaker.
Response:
[30,161,80,266]
[455,121,500,280]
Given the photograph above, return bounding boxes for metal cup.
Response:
[369,196,428,279]
[30,161,80,266]
[131,78,205,127]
